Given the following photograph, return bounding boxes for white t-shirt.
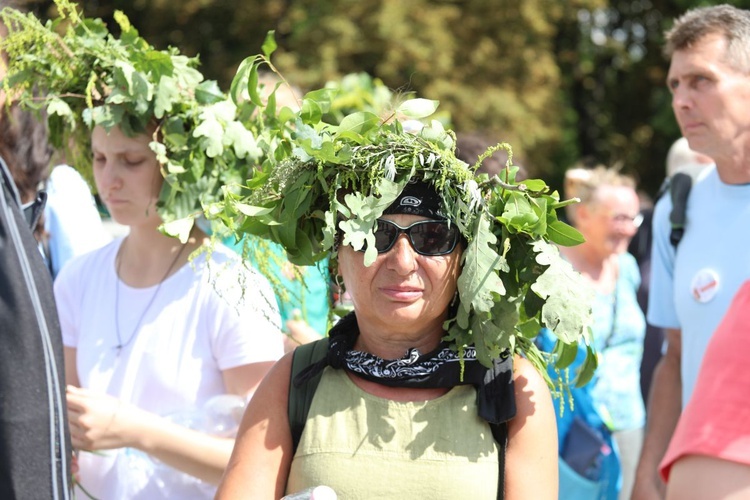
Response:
[54,238,284,499]
[648,166,750,406]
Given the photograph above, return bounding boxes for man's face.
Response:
[667,33,750,161]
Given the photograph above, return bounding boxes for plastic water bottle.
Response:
[203,394,247,437]
[282,485,337,500]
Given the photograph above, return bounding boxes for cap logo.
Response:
[400,196,422,207]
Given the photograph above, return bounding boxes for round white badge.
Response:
[691,269,720,303]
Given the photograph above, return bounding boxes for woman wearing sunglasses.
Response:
[213,116,600,498]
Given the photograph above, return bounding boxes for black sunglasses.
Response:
[368,219,460,256]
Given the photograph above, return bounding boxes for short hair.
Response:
[665,5,750,74]
[563,166,636,224]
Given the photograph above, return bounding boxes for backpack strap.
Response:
[288,338,329,454]
[668,171,693,248]
[491,422,508,500]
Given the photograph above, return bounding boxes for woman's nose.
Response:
[386,234,418,274]
[96,161,122,191]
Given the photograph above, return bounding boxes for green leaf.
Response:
[234,202,274,217]
[300,98,323,124]
[471,313,504,366]
[530,241,594,343]
[247,64,262,107]
[457,213,507,315]
[520,178,547,192]
[547,220,586,246]
[302,88,333,116]
[160,216,195,243]
[517,317,542,338]
[338,111,380,137]
[195,80,225,104]
[46,97,73,120]
[230,56,255,104]
[192,117,224,158]
[397,98,439,119]
[153,76,178,119]
[574,344,599,387]
[261,30,277,59]
[140,49,173,81]
[553,340,579,369]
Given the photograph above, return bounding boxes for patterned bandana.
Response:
[382,180,447,220]
[294,312,517,425]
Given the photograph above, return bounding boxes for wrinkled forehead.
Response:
[668,33,733,78]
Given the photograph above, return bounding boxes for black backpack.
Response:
[288,338,508,499]
[0,156,72,499]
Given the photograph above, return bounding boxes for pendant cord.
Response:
[114,240,188,353]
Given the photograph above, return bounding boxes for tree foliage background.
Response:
[21,0,750,196]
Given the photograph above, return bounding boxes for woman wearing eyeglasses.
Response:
[549,166,646,500]
[209,113,605,499]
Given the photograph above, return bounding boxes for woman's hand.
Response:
[66,385,144,451]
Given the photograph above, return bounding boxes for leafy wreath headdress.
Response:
[0,0,288,242]
[228,93,597,387]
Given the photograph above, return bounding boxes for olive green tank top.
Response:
[286,367,499,499]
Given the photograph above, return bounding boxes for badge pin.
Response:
[691,269,719,303]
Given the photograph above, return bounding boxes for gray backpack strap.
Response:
[669,172,693,247]
[288,338,329,454]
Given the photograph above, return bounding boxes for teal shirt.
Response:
[588,251,646,431]
[223,236,330,336]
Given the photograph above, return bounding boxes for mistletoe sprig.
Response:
[221,90,597,388]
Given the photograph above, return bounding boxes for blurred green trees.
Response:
[29,0,744,195]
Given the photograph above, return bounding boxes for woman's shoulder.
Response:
[617,251,641,282]
[54,237,121,284]
[512,355,548,390]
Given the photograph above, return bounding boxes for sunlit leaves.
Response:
[457,212,507,314]
[396,98,439,119]
[531,240,594,343]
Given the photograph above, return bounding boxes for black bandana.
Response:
[382,180,446,220]
[294,312,517,425]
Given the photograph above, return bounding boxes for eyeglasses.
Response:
[611,213,644,229]
[369,219,460,256]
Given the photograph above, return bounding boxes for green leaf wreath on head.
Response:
[227,89,597,389]
[0,0,292,243]
[0,0,314,329]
